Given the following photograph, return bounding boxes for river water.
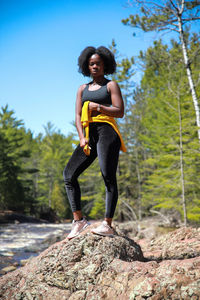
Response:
[0,222,71,273]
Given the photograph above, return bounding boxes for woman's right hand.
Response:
[80,137,88,148]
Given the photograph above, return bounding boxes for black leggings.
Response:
[63,123,121,218]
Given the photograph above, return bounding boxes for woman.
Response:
[63,46,126,240]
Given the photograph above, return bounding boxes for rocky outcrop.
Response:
[139,226,200,260]
[0,223,200,299]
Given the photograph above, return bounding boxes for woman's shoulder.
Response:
[77,83,87,93]
[107,80,120,92]
[107,80,119,86]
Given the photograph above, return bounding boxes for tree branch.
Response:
[122,200,138,220]
[170,0,179,14]
[150,209,171,224]
[182,17,200,21]
[180,0,185,15]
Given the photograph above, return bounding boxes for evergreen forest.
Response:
[1,0,200,225]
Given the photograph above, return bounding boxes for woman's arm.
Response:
[75,84,88,148]
[88,81,124,118]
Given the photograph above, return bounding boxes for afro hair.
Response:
[78,46,116,76]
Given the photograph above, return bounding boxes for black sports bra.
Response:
[82,80,112,106]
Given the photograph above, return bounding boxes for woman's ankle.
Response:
[73,210,83,221]
[104,218,112,227]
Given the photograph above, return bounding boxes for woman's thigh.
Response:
[96,124,121,178]
[63,144,97,180]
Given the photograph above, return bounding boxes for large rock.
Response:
[0,223,144,299]
[140,226,200,260]
[0,223,200,299]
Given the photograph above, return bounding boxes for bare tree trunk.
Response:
[135,148,142,221]
[177,2,200,142]
[177,94,187,226]
[48,176,53,208]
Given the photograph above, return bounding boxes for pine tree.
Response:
[36,122,74,218]
[0,105,33,211]
[122,0,200,142]
[131,39,200,223]
[109,40,138,221]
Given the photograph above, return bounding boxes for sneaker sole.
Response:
[91,230,114,237]
[67,223,90,240]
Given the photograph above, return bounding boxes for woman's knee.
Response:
[63,164,73,183]
[102,173,117,189]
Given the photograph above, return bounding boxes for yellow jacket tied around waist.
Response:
[81,101,127,156]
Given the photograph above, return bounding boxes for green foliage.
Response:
[0,106,74,219]
[0,106,30,211]
[89,183,105,219]
[121,0,200,224]
[129,37,200,223]
[1,7,200,224]
[122,1,200,33]
[35,122,74,218]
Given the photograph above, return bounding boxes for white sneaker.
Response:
[91,220,115,237]
[67,218,90,240]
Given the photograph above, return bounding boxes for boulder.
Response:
[139,226,200,260]
[0,223,199,299]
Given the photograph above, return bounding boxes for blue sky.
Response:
[0,0,171,136]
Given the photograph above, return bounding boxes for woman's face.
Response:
[88,54,104,77]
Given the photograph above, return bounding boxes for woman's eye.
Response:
[89,62,101,66]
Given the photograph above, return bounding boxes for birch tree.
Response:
[135,39,200,224]
[122,0,200,142]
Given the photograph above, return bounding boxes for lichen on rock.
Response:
[0,224,200,299]
[37,232,144,292]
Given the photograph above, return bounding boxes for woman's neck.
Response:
[91,76,106,86]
